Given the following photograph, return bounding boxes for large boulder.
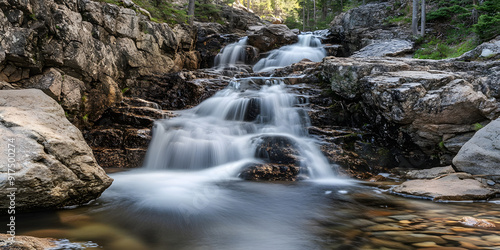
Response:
[329,2,412,54]
[0,89,112,210]
[453,118,500,181]
[247,24,298,52]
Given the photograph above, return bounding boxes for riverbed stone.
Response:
[0,89,113,210]
[392,173,496,201]
[0,234,56,249]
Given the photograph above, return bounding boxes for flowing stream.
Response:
[5,32,500,250]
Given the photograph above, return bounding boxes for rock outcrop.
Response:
[329,1,412,54]
[453,118,500,181]
[247,24,299,52]
[0,0,199,126]
[84,70,231,168]
[0,89,112,210]
[317,56,500,165]
[351,39,414,58]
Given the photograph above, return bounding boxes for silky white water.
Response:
[214,37,249,67]
[253,34,327,72]
[143,79,335,178]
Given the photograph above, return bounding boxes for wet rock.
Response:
[453,117,500,181]
[0,234,56,249]
[459,216,496,228]
[254,135,301,165]
[405,166,455,179]
[351,39,414,58]
[239,163,301,181]
[392,173,497,201]
[0,89,112,210]
[247,24,298,52]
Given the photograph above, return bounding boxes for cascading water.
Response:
[143,79,334,178]
[253,34,327,72]
[214,37,249,68]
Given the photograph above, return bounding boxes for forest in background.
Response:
[98,0,499,59]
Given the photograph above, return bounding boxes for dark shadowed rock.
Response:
[239,163,301,181]
[254,135,301,165]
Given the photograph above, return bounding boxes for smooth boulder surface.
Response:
[453,118,500,181]
[0,89,112,210]
[392,173,497,201]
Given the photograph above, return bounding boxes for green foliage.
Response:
[473,123,484,131]
[385,15,411,24]
[414,37,477,59]
[195,1,223,23]
[121,87,130,94]
[82,114,89,122]
[438,141,445,150]
[284,15,302,30]
[474,13,500,41]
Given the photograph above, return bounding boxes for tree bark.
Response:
[188,0,195,25]
[420,0,425,36]
[412,0,419,35]
[313,0,316,26]
[472,0,478,23]
[302,2,306,31]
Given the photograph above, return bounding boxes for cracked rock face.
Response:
[0,89,112,211]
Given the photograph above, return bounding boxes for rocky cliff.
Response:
[0,0,200,127]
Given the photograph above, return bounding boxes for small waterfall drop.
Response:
[253,34,327,72]
[214,37,249,67]
[143,79,335,179]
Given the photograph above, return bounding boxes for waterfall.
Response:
[214,37,249,67]
[143,79,334,179]
[253,34,327,72]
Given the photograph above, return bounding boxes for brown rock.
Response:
[459,216,496,228]
[0,234,56,250]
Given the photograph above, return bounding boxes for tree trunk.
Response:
[472,0,478,23]
[188,0,195,25]
[313,0,316,26]
[420,0,425,36]
[363,0,366,4]
[322,1,327,20]
[412,0,419,35]
[247,0,250,9]
[302,2,306,31]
